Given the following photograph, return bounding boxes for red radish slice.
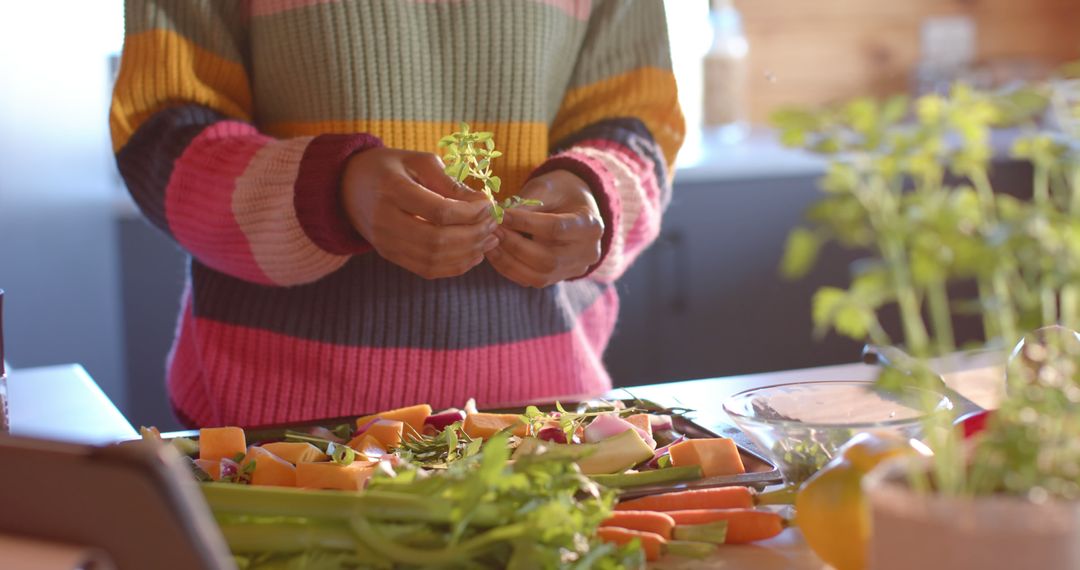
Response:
[425,409,467,431]
[957,409,992,439]
[537,425,569,443]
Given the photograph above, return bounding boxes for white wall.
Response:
[0,1,127,409]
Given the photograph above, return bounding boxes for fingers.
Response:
[486,228,593,288]
[375,207,499,279]
[405,153,489,203]
[502,209,603,244]
[389,178,492,226]
[485,244,554,289]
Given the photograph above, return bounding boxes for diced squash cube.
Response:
[296,461,377,491]
[260,442,328,465]
[194,458,222,480]
[669,438,746,477]
[356,419,404,449]
[199,426,246,462]
[355,404,432,434]
[625,414,653,438]
[346,434,387,460]
[241,446,297,487]
[462,413,528,440]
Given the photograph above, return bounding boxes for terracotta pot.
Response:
[864,464,1080,570]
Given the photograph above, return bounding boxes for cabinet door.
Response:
[605,176,864,387]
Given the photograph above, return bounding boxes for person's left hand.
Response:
[486,170,605,287]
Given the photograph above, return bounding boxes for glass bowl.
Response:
[722,381,952,485]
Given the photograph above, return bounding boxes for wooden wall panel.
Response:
[738,0,1080,122]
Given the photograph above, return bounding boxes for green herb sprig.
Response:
[438,122,541,223]
[392,421,483,468]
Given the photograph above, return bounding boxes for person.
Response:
[110,0,684,428]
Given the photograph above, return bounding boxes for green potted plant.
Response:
[775,65,1080,568]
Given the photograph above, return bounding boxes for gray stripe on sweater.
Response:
[190,256,606,349]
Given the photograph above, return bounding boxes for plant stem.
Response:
[1033,164,1051,208]
[926,280,956,354]
[976,279,1000,341]
[884,240,931,357]
[218,520,359,553]
[1062,285,1080,331]
[1069,165,1080,217]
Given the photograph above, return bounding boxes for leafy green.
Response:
[392,421,482,468]
[437,123,542,223]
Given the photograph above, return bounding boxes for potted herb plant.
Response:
[775,65,1080,569]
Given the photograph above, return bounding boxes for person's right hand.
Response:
[341,147,498,279]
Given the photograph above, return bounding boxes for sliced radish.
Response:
[584,413,656,449]
[537,424,569,444]
[425,408,466,431]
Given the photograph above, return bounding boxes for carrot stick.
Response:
[615,486,754,512]
[666,509,785,544]
[595,527,665,561]
[600,510,676,540]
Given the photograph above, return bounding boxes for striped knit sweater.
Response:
[111,0,684,428]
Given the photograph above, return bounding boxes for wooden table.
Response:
[7,355,1003,569]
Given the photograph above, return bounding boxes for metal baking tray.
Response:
[159,399,782,499]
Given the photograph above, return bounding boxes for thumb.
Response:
[408,153,489,203]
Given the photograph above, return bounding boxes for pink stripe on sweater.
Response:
[167,121,272,285]
[168,287,618,427]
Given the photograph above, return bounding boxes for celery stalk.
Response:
[673,521,728,544]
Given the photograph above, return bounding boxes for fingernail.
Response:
[482,235,499,252]
[502,212,513,224]
[494,227,506,240]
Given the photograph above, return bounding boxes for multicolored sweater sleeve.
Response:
[537,0,685,284]
[110,0,381,287]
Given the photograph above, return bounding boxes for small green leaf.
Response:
[488,150,503,159]
[834,303,872,340]
[812,287,847,332]
[488,175,502,194]
[780,228,823,279]
[492,203,504,224]
[486,138,496,151]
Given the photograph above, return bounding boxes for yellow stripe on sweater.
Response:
[266,120,552,196]
[110,29,253,153]
[550,67,684,169]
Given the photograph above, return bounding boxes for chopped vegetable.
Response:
[352,419,403,449]
[669,438,746,477]
[259,442,327,465]
[241,447,297,488]
[295,460,377,491]
[461,412,527,439]
[584,413,656,449]
[423,408,466,432]
[199,426,246,462]
[355,404,431,435]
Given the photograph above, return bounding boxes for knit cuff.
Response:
[294,133,384,255]
[530,153,621,278]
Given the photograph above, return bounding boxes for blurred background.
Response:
[0,0,1077,430]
